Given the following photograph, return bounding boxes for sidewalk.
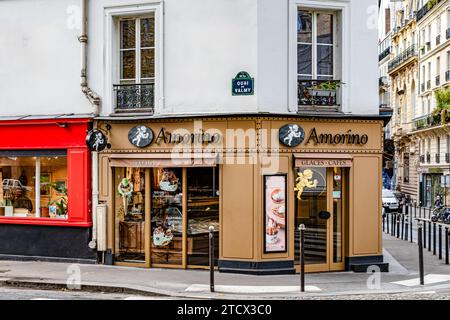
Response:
[0,233,448,299]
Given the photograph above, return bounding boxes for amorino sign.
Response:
[279,124,369,147]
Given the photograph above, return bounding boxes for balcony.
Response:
[417,0,443,22]
[113,83,155,113]
[297,80,340,110]
[446,153,450,163]
[426,152,431,163]
[420,155,425,163]
[378,46,391,62]
[436,153,440,163]
[436,75,440,86]
[437,34,441,46]
[388,45,417,73]
[446,70,450,82]
[413,114,440,131]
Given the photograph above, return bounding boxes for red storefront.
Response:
[0,117,96,262]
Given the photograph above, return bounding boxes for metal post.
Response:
[382,209,385,233]
[433,222,436,255]
[401,214,405,240]
[439,224,442,260]
[428,221,432,252]
[405,215,409,241]
[445,227,449,265]
[209,226,215,293]
[418,222,425,286]
[396,214,400,238]
[387,212,390,234]
[423,219,427,248]
[410,215,413,243]
[299,224,306,293]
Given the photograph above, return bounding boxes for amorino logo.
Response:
[305,128,368,146]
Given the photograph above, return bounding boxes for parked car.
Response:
[382,189,400,213]
[2,179,32,192]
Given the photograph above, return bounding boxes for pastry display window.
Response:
[0,152,68,219]
[112,164,220,268]
[114,167,147,263]
[150,167,183,266]
[187,167,219,266]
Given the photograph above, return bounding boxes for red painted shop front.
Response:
[0,118,96,261]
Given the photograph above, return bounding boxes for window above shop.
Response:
[296,8,342,112]
[104,4,162,116]
[0,151,68,220]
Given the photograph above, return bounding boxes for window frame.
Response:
[104,3,163,115]
[297,10,337,80]
[288,0,349,112]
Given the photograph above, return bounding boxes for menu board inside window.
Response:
[264,174,287,253]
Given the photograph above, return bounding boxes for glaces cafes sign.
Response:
[278,124,368,148]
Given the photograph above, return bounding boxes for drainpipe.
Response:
[79,0,100,250]
[79,0,100,113]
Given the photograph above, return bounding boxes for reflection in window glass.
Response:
[114,167,146,263]
[151,168,183,265]
[187,167,219,266]
[0,155,67,219]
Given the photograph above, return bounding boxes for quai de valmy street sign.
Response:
[232,71,254,96]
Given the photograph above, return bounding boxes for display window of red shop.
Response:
[0,119,92,227]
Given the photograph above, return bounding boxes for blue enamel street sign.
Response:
[232,71,254,96]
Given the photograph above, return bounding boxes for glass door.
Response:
[295,167,346,272]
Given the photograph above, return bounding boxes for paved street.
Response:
[0,231,447,300]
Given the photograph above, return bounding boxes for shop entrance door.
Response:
[295,167,347,272]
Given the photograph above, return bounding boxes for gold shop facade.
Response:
[95,115,387,274]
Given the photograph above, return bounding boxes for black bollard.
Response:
[401,214,405,240]
[428,221,432,252]
[423,220,427,248]
[299,224,306,292]
[439,225,442,260]
[405,216,409,241]
[433,223,437,256]
[418,222,425,286]
[397,214,400,238]
[209,226,215,293]
[446,227,449,265]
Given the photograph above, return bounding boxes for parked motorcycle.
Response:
[430,206,450,224]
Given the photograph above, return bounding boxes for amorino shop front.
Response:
[91,115,387,274]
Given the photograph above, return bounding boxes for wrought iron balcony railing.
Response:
[113,83,155,113]
[426,152,431,163]
[446,70,450,82]
[421,83,425,93]
[378,46,391,62]
[436,153,440,163]
[436,34,441,46]
[427,80,431,90]
[413,114,440,131]
[446,153,450,163]
[297,79,340,109]
[388,45,417,72]
[436,75,440,86]
[447,28,450,40]
[417,0,443,22]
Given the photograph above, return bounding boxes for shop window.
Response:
[0,152,67,219]
[151,168,183,266]
[114,167,146,263]
[187,167,219,266]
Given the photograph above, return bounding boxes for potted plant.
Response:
[432,88,450,125]
[308,80,342,105]
[48,183,68,219]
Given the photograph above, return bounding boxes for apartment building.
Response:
[0,0,387,274]
[413,0,450,206]
[388,0,420,203]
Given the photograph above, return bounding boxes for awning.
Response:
[294,153,352,168]
[109,153,219,168]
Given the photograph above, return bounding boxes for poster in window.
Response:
[264,174,287,253]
